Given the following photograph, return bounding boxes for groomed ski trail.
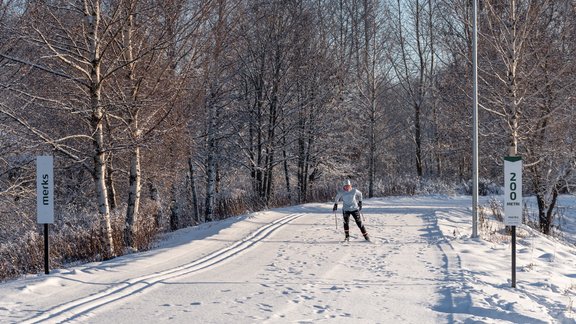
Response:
[20,212,304,323]
[5,198,471,323]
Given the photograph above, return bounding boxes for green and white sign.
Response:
[36,156,54,224]
[504,156,522,226]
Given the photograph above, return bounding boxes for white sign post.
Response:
[36,156,54,274]
[504,156,522,288]
[37,156,54,224]
[504,157,522,226]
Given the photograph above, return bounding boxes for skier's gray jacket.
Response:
[334,188,363,212]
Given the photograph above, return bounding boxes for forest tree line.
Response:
[1,0,575,279]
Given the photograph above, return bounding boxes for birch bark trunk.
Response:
[87,1,115,258]
[124,7,142,250]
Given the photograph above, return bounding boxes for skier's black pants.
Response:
[343,210,367,238]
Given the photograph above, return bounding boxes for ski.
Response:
[340,237,375,244]
[340,238,375,244]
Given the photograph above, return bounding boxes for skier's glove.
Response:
[332,204,337,211]
[358,201,362,211]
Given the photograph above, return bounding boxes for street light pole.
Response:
[472,0,479,238]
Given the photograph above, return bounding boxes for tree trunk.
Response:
[535,176,562,235]
[507,0,519,157]
[170,183,179,231]
[264,105,277,205]
[297,101,307,203]
[414,102,423,177]
[205,142,216,222]
[189,157,200,223]
[282,136,291,202]
[106,162,118,210]
[149,181,163,229]
[205,99,217,222]
[125,143,141,250]
[92,104,115,258]
[88,4,115,258]
[123,8,142,250]
[368,113,376,198]
[536,188,559,236]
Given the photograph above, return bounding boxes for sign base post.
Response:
[44,223,49,274]
[511,226,516,288]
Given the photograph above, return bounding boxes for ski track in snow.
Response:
[20,213,304,323]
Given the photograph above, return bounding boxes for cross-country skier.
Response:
[332,180,370,242]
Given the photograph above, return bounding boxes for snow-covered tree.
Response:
[479,0,576,234]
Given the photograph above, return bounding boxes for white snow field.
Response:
[1,196,576,323]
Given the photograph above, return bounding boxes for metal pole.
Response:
[511,226,516,288]
[44,223,49,274]
[472,0,479,238]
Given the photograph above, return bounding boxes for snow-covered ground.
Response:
[1,195,576,323]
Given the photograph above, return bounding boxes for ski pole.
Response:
[334,211,337,229]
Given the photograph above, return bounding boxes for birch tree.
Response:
[0,0,120,257]
[1,0,185,256]
[113,0,209,249]
[481,0,576,234]
[109,1,182,249]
